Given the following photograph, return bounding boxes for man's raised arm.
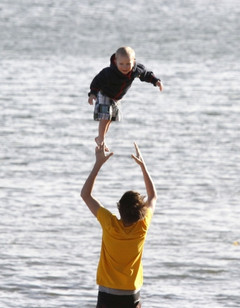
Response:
[131,143,157,212]
[80,144,113,217]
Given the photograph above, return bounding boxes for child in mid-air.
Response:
[88,46,163,150]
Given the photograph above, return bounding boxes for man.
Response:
[81,143,157,308]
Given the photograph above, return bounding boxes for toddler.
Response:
[88,46,163,150]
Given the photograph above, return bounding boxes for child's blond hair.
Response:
[115,46,135,60]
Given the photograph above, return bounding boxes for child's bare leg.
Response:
[95,119,111,150]
[105,120,111,134]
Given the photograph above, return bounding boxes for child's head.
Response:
[117,190,148,225]
[115,46,136,75]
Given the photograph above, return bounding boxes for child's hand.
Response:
[88,94,97,105]
[156,80,163,91]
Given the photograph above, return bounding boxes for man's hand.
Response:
[88,94,97,105]
[81,143,113,217]
[156,80,163,91]
[131,142,157,211]
[95,143,114,166]
[131,142,145,166]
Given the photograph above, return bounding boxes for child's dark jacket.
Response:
[88,54,160,101]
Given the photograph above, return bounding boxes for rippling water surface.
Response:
[1,0,240,307]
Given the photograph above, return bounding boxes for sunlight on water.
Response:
[1,0,240,307]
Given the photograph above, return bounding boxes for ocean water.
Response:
[0,0,240,307]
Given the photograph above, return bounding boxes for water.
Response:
[1,0,240,307]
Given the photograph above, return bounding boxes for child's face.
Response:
[115,55,135,75]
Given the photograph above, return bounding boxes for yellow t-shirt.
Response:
[96,206,153,290]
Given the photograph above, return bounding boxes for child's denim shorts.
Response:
[94,92,121,121]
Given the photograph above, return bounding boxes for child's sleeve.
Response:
[88,68,107,97]
[137,63,160,86]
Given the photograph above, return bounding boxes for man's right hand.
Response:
[131,142,145,167]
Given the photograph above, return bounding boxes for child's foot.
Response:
[95,137,110,152]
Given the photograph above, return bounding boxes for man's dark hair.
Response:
[117,191,148,225]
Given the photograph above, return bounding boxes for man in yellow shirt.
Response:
[81,143,157,308]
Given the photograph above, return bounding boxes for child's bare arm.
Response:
[131,143,157,212]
